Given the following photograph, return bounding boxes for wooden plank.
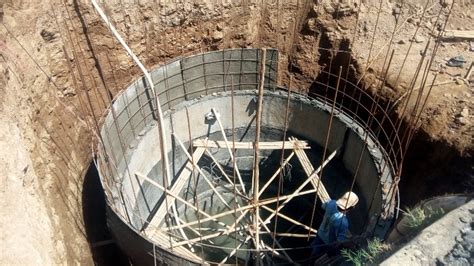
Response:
[291,137,331,203]
[442,30,474,40]
[144,147,205,232]
[193,139,310,150]
[294,147,331,202]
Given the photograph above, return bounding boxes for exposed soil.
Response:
[0,0,472,264]
[294,1,473,206]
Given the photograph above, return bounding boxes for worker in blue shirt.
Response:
[311,191,359,258]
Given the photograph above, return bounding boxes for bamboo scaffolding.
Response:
[258,152,295,197]
[172,134,233,210]
[252,48,266,261]
[141,147,205,230]
[163,188,318,232]
[202,149,249,199]
[193,139,309,150]
[210,108,246,193]
[261,151,337,226]
[221,235,253,264]
[261,205,318,234]
[257,217,294,264]
[135,172,229,232]
[172,210,250,248]
[291,137,331,202]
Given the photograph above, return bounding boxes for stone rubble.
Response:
[438,211,474,266]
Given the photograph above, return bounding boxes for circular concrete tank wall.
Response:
[95,49,396,264]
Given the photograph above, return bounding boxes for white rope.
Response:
[90,0,171,187]
[90,0,193,253]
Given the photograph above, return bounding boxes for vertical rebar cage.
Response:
[95,49,399,264]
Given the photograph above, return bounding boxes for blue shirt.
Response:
[317,200,349,244]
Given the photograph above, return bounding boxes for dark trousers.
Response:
[310,235,328,258]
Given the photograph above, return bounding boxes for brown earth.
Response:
[0,0,472,263]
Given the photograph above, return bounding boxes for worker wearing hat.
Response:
[310,191,359,258]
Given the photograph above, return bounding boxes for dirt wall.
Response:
[0,0,307,263]
[0,0,471,263]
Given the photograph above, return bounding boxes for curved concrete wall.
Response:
[95,49,396,264]
[96,48,278,222]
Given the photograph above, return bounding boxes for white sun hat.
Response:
[336,191,359,210]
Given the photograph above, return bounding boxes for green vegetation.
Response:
[403,206,445,231]
[341,238,386,266]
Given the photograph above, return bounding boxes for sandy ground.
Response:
[351,0,473,150]
[0,98,65,264]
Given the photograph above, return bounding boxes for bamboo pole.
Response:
[261,232,317,238]
[163,188,319,232]
[211,108,246,193]
[142,148,205,229]
[262,150,337,225]
[193,139,309,149]
[257,217,294,263]
[258,152,295,197]
[203,149,249,199]
[261,205,318,234]
[307,67,343,239]
[172,134,232,210]
[135,171,229,231]
[252,48,266,261]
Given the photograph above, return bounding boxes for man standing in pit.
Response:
[310,191,359,258]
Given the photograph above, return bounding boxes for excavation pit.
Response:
[95,49,396,264]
